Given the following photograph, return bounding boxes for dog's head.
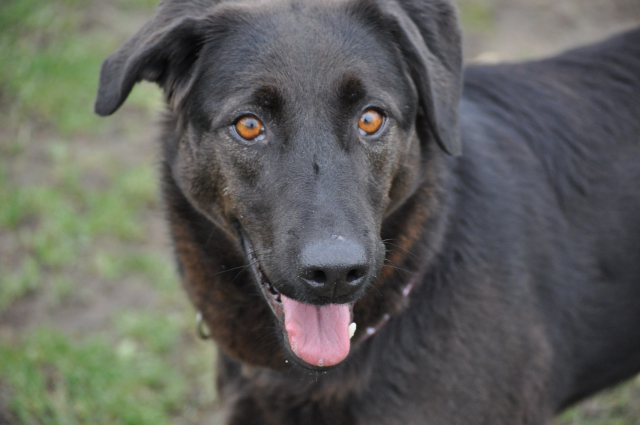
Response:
[96,0,461,369]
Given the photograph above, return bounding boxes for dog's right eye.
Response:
[234,116,265,141]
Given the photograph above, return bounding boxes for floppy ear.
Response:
[385,1,463,156]
[94,2,213,116]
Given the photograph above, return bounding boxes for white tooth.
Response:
[349,322,357,339]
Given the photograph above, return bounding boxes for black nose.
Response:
[298,238,369,301]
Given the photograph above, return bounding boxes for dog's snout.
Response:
[298,238,369,301]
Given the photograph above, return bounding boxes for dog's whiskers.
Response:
[212,252,278,277]
[382,262,411,275]
[250,330,281,353]
[363,281,383,298]
[212,260,260,277]
[383,240,418,258]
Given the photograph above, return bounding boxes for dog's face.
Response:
[96,0,461,369]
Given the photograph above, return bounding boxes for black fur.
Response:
[95,0,640,423]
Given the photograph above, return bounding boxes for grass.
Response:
[0,0,161,136]
[0,256,41,312]
[0,142,159,294]
[0,0,215,423]
[557,376,640,425]
[0,0,638,424]
[0,329,186,425]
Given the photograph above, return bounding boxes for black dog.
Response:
[95,0,640,423]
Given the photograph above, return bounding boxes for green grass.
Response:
[0,256,41,312]
[0,143,216,421]
[0,0,161,136]
[93,250,179,293]
[557,377,640,425]
[0,1,216,423]
[0,329,186,425]
[0,153,158,274]
[115,311,182,354]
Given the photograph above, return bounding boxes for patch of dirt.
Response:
[0,212,172,338]
[0,388,15,425]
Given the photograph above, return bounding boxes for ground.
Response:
[0,1,639,424]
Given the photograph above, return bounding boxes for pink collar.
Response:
[355,278,416,345]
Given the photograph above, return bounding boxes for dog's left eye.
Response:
[234,115,265,141]
[358,109,384,135]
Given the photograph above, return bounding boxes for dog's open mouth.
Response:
[240,230,356,369]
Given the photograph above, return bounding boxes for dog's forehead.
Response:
[195,0,411,112]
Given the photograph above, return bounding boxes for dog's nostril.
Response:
[346,268,364,283]
[311,270,327,285]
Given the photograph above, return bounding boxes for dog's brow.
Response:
[337,75,366,106]
[252,85,284,111]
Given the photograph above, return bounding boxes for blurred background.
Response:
[0,0,639,424]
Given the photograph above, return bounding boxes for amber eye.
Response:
[235,116,265,141]
[358,109,384,135]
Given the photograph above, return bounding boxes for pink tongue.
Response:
[281,295,351,367]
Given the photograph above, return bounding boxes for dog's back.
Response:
[461,28,640,408]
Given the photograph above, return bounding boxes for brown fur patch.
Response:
[164,165,288,370]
